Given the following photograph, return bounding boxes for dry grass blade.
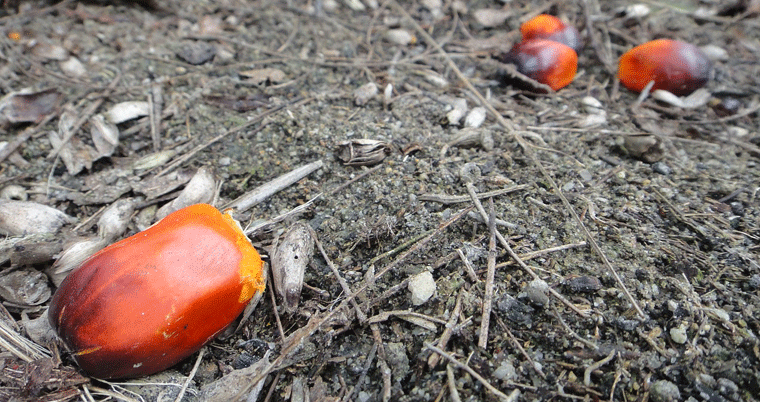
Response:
[0,319,51,362]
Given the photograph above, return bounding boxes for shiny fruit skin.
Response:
[48,204,265,379]
[618,39,711,96]
[520,14,581,52]
[502,39,578,91]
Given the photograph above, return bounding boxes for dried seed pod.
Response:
[623,134,664,163]
[500,39,578,91]
[48,237,110,287]
[98,198,137,240]
[155,167,216,220]
[49,204,265,379]
[0,201,74,236]
[337,139,391,166]
[618,39,712,96]
[271,222,314,314]
[520,14,581,52]
[443,128,494,157]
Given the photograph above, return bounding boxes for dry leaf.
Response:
[239,68,286,85]
[105,101,150,124]
[30,41,69,61]
[0,89,61,124]
[0,269,51,306]
[49,130,97,175]
[90,114,119,158]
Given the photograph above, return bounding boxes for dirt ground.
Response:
[0,0,759,401]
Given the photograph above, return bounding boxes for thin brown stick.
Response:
[446,364,462,402]
[173,348,204,402]
[418,185,530,204]
[267,275,285,342]
[494,315,546,379]
[369,324,392,402]
[495,242,587,269]
[425,342,513,400]
[150,82,163,151]
[312,226,368,322]
[464,182,589,318]
[342,343,377,402]
[478,198,496,349]
[583,349,616,386]
[456,248,480,282]
[428,289,464,368]
[552,305,598,350]
[226,159,324,214]
[0,113,56,164]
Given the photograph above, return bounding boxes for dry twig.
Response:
[478,198,497,348]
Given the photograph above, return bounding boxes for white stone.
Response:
[408,271,436,306]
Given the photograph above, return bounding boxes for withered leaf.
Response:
[204,94,270,112]
[238,68,286,85]
[0,89,61,124]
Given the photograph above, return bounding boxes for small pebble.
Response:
[408,271,436,306]
[717,378,739,399]
[669,324,687,344]
[564,275,601,293]
[729,201,744,216]
[493,360,516,381]
[748,274,760,290]
[652,161,671,175]
[650,380,681,402]
[524,278,549,307]
[176,41,216,65]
